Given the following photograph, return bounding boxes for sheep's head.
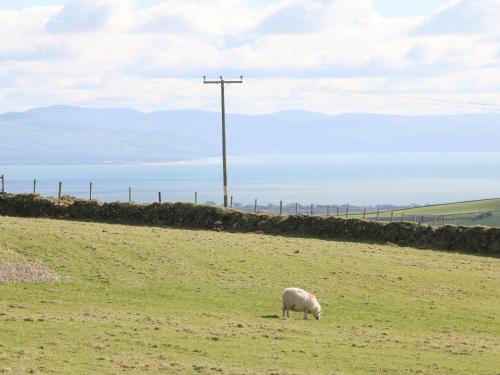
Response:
[311,300,322,320]
[314,310,322,320]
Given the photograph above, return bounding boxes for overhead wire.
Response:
[2,76,500,121]
[0,78,196,121]
[246,77,500,112]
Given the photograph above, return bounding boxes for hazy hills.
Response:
[0,106,499,164]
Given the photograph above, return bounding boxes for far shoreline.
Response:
[1,151,500,167]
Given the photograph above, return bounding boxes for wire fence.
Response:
[236,202,499,228]
[0,174,498,228]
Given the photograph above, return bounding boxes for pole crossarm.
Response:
[203,75,243,207]
[204,76,243,84]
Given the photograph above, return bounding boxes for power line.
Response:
[3,77,500,122]
[246,78,500,112]
[0,79,195,122]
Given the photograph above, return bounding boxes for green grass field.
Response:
[347,198,500,227]
[1,216,499,374]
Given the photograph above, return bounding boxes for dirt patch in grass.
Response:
[0,261,60,283]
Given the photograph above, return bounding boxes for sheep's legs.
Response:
[282,304,290,318]
[303,311,308,320]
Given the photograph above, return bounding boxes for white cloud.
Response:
[45,0,135,33]
[138,0,278,36]
[413,0,500,35]
[255,0,329,34]
[0,0,499,115]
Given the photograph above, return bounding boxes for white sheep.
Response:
[281,287,322,320]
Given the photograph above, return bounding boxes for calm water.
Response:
[1,153,499,206]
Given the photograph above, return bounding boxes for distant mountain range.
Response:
[0,106,499,164]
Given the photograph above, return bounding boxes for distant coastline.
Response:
[2,107,500,165]
[2,151,500,167]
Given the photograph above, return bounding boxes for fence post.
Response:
[363,208,366,220]
[376,209,380,221]
[336,206,339,217]
[295,202,298,216]
[128,187,132,203]
[195,192,198,204]
[89,182,92,200]
[158,192,162,203]
[442,216,445,226]
[434,215,437,227]
[279,200,283,216]
[58,182,62,199]
[453,215,456,225]
[413,214,417,223]
[390,211,394,222]
[230,196,233,208]
[310,204,313,216]
[401,212,404,222]
[326,205,330,217]
[254,199,257,213]
[345,206,349,219]
[33,179,37,194]
[1,174,4,193]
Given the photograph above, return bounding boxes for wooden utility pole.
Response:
[203,75,243,207]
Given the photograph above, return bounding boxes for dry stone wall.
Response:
[0,194,499,255]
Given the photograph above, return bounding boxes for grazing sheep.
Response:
[282,287,322,320]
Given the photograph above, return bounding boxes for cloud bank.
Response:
[1,0,500,115]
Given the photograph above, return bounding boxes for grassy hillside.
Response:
[1,216,499,374]
[348,198,500,227]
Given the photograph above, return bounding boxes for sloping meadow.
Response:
[0,193,499,254]
[0,215,499,374]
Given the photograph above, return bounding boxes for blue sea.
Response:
[1,153,499,206]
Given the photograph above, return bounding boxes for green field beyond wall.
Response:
[352,198,500,226]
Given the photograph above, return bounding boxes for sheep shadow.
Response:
[260,314,280,319]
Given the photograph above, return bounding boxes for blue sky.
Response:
[0,0,499,115]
